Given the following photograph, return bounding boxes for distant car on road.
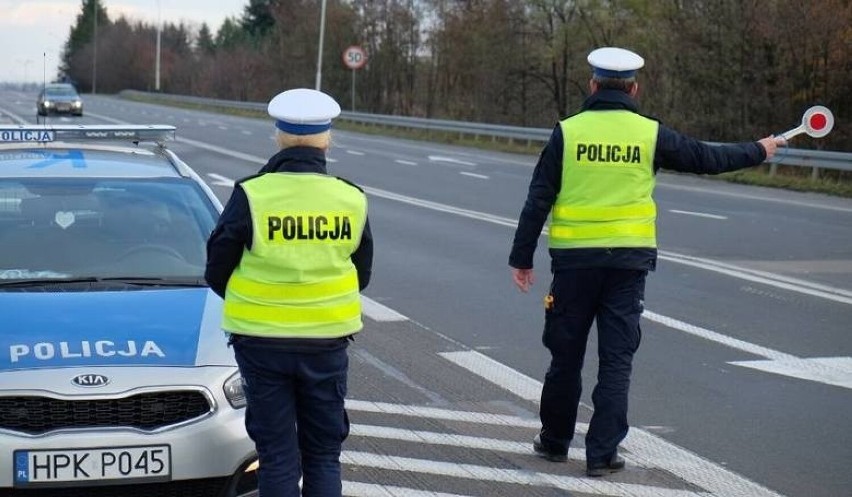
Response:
[36,84,84,117]
[0,125,257,497]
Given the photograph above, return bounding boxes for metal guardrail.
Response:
[120,90,851,173]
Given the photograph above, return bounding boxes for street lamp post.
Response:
[314,0,327,91]
[155,0,161,91]
[91,1,98,94]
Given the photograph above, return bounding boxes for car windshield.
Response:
[44,87,78,97]
[0,177,218,281]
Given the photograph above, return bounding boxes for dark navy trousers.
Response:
[538,267,646,464]
[233,337,350,497]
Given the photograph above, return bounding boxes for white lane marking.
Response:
[218,126,228,130]
[360,297,408,322]
[657,252,852,302]
[345,481,472,497]
[347,150,365,156]
[729,356,852,390]
[394,159,418,166]
[460,171,489,179]
[342,451,710,497]
[429,155,477,166]
[207,173,235,187]
[100,122,848,306]
[643,311,852,389]
[656,181,852,214]
[361,186,852,305]
[363,186,518,228]
[327,157,338,163]
[241,130,252,135]
[351,423,585,461]
[440,350,786,497]
[0,106,28,124]
[668,209,727,220]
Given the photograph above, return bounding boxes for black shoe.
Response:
[533,434,568,463]
[586,451,625,477]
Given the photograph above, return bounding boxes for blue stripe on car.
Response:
[0,289,207,370]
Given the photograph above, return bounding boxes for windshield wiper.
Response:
[0,276,207,288]
[0,277,100,288]
[97,277,208,287]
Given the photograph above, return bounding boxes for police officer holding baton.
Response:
[206,88,373,496]
[509,47,783,477]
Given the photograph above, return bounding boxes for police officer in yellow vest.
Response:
[205,88,372,497]
[509,47,784,477]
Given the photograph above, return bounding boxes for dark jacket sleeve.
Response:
[205,186,251,298]
[352,218,373,290]
[654,124,767,174]
[509,125,563,269]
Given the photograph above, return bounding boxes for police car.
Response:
[0,125,257,496]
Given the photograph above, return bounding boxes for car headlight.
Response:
[224,372,246,408]
[43,100,52,107]
[73,101,82,107]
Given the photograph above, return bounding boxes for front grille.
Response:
[1,477,229,497]
[0,391,211,435]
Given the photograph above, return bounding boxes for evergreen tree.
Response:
[59,0,110,83]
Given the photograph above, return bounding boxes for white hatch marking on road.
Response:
[440,350,786,497]
[428,155,477,166]
[351,423,586,461]
[206,173,235,187]
[668,209,727,220]
[394,159,418,166]
[642,312,852,390]
[347,150,365,156]
[342,451,711,497]
[344,482,473,497]
[729,356,852,390]
[460,171,489,179]
[346,400,543,429]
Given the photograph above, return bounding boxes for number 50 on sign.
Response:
[343,46,367,70]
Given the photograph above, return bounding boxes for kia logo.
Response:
[71,374,110,387]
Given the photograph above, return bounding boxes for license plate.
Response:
[14,446,171,486]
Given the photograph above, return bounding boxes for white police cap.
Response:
[587,47,644,78]
[267,88,341,135]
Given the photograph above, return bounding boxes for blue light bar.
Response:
[0,125,176,144]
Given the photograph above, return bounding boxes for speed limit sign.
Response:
[343,46,367,70]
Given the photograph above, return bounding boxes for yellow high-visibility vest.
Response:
[549,110,659,249]
[223,173,367,338]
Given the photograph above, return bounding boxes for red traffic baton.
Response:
[780,106,834,140]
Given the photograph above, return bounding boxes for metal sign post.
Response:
[343,46,367,111]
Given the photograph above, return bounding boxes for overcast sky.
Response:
[0,0,248,83]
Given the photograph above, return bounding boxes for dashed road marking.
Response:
[459,171,489,179]
[668,209,727,220]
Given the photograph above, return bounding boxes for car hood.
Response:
[0,288,232,372]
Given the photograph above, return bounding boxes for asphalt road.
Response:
[1,91,850,497]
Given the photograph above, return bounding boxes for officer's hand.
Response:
[511,268,535,293]
[758,135,787,160]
